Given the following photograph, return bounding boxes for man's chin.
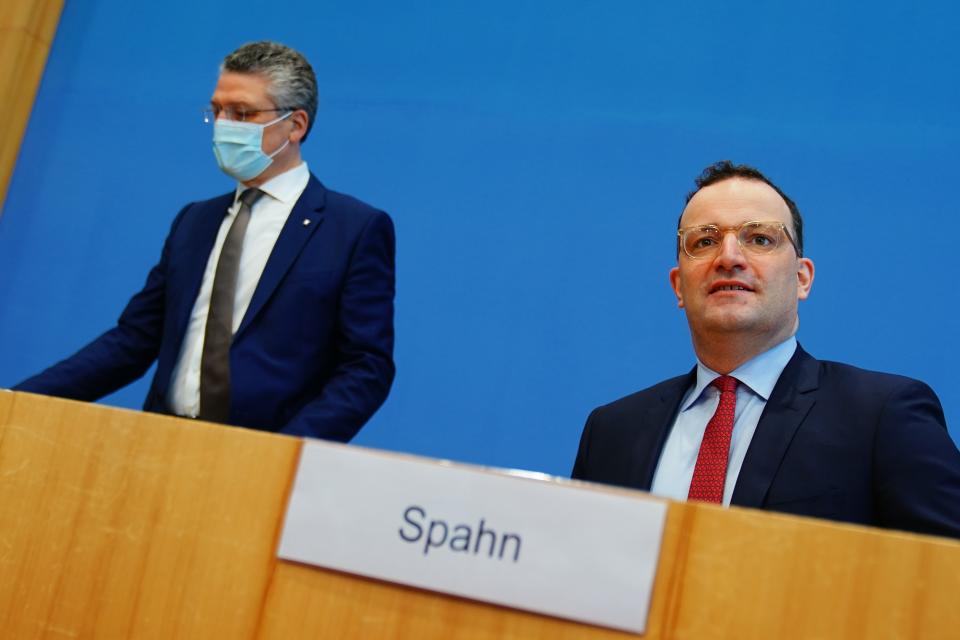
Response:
[697,309,758,333]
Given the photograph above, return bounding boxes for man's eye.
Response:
[746,233,774,246]
[692,236,717,249]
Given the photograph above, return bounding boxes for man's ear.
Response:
[669,266,684,308]
[289,109,309,144]
[797,257,815,300]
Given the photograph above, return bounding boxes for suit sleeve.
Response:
[13,209,185,401]
[572,409,598,480]
[279,209,396,441]
[873,378,960,538]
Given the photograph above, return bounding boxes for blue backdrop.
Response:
[2,2,958,476]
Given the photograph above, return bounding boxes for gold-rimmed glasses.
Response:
[677,220,799,259]
[201,106,294,124]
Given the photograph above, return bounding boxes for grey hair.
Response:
[221,41,318,142]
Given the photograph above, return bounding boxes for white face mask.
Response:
[212,111,292,181]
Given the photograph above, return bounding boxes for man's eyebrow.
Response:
[209,100,256,108]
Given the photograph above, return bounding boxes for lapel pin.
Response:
[303,218,312,226]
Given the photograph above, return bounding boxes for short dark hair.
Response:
[222,41,319,142]
[678,160,804,257]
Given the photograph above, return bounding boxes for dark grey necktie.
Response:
[199,187,265,422]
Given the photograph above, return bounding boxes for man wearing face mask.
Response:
[15,42,395,442]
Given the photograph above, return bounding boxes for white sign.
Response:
[278,441,667,634]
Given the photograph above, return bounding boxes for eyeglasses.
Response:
[677,220,800,259]
[201,106,295,123]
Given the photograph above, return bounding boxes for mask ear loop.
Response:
[264,110,294,127]
[267,138,290,159]
[263,110,295,158]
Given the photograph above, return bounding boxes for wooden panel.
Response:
[667,503,960,639]
[0,392,300,639]
[256,483,960,639]
[0,391,14,443]
[0,0,64,211]
[257,561,635,640]
[4,391,960,639]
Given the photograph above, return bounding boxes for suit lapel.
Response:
[172,193,235,343]
[235,175,327,338]
[731,345,820,508]
[634,371,695,490]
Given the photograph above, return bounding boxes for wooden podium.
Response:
[2,390,959,639]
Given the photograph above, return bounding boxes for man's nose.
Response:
[714,231,747,269]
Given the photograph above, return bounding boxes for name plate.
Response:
[278,441,667,634]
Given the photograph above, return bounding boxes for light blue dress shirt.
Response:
[650,337,798,505]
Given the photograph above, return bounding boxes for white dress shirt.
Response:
[650,336,798,505]
[167,162,311,417]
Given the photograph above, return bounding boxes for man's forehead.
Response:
[680,177,791,227]
[211,71,271,102]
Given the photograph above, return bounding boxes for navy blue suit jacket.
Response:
[16,175,395,442]
[573,346,960,538]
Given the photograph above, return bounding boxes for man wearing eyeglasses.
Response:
[15,41,395,442]
[572,160,960,538]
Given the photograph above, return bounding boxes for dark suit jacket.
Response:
[573,346,960,538]
[16,175,395,442]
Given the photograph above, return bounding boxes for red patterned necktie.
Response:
[687,375,739,504]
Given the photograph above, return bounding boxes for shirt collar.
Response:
[679,336,798,411]
[233,161,310,206]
